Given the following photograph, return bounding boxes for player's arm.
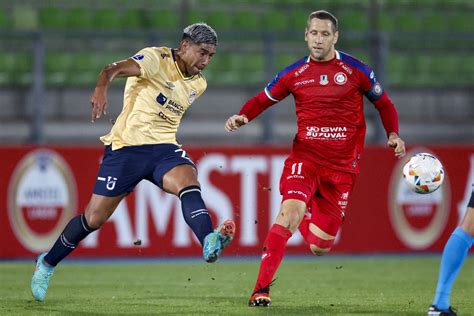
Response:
[225,71,289,132]
[90,59,141,122]
[371,94,405,158]
[225,91,276,132]
[362,71,406,158]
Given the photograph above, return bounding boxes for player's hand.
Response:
[387,132,406,158]
[90,86,108,122]
[225,114,248,132]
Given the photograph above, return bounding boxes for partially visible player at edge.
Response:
[428,189,474,316]
[225,10,406,307]
[31,23,236,302]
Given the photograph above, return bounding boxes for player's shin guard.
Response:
[253,224,292,294]
[179,185,213,245]
[44,214,95,266]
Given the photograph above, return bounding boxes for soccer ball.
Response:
[402,153,444,194]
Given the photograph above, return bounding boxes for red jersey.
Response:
[239,50,399,174]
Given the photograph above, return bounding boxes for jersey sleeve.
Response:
[264,71,291,102]
[130,47,160,79]
[356,64,384,102]
[358,64,399,136]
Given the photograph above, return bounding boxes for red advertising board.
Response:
[1,145,473,258]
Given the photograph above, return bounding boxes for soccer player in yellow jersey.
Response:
[31,23,236,302]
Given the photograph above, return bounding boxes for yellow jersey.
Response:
[100,47,207,150]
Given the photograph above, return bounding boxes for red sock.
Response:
[253,224,292,293]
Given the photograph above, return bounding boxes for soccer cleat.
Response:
[203,219,236,263]
[248,292,272,307]
[31,253,55,302]
[427,305,458,316]
[248,279,276,307]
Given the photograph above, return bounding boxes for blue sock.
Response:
[433,227,473,309]
[44,214,95,266]
[179,185,214,246]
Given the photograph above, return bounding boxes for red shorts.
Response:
[279,157,357,235]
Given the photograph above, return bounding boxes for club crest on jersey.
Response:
[319,75,329,85]
[373,82,383,95]
[188,89,197,105]
[334,72,347,85]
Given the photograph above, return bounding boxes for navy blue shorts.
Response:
[93,144,196,197]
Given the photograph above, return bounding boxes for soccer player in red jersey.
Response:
[225,10,406,307]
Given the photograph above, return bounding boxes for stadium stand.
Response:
[0,1,472,144]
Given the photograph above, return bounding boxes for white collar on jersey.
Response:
[306,50,341,63]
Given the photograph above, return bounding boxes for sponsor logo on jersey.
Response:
[156,93,168,105]
[305,126,348,141]
[287,175,304,180]
[294,63,309,77]
[339,62,353,74]
[319,75,329,85]
[132,54,144,61]
[7,149,77,252]
[294,79,315,86]
[156,93,185,115]
[165,81,175,90]
[388,148,450,250]
[334,72,347,85]
[161,53,170,59]
[287,190,308,199]
[188,89,197,105]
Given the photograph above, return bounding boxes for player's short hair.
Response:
[307,10,338,32]
[182,23,218,46]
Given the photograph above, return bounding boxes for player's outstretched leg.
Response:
[203,219,236,263]
[31,253,55,302]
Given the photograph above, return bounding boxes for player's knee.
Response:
[84,210,106,230]
[278,199,306,232]
[277,208,304,232]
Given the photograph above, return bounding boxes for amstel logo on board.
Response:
[7,149,77,252]
[388,149,450,250]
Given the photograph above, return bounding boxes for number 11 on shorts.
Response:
[291,162,303,175]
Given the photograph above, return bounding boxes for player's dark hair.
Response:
[307,10,338,32]
[182,23,218,46]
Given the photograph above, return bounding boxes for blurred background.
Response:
[0,0,472,146]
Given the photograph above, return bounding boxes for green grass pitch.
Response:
[1,256,473,315]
